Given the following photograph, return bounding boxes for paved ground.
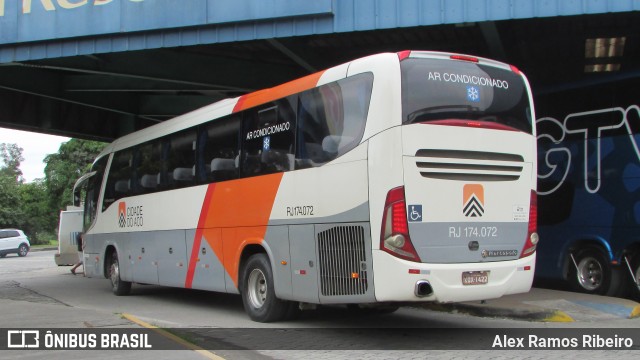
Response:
[428,287,640,323]
[26,247,640,324]
[1,248,637,359]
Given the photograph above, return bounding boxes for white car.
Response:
[0,229,30,258]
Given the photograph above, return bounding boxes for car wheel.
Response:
[109,251,132,296]
[17,243,29,257]
[241,253,290,322]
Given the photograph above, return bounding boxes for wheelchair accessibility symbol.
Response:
[408,205,422,222]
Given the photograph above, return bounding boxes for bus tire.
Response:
[568,248,614,295]
[630,255,640,300]
[109,251,131,296]
[241,253,289,322]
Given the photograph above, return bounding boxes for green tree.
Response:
[0,175,23,228]
[44,139,106,217]
[18,180,51,244]
[0,139,105,243]
[0,143,25,229]
[0,143,24,183]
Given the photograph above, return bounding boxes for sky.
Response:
[0,128,71,183]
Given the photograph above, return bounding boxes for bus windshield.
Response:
[401,57,532,134]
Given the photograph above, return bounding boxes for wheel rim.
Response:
[110,259,120,289]
[247,268,267,309]
[19,245,27,256]
[577,256,603,291]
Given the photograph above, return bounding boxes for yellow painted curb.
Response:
[629,305,640,319]
[122,313,225,360]
[543,311,575,322]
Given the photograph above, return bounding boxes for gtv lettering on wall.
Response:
[0,0,144,16]
[537,105,640,196]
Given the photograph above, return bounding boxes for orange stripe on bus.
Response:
[223,226,268,288]
[203,173,283,228]
[233,71,325,113]
[185,183,216,288]
[187,174,284,289]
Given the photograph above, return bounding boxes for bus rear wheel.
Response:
[241,253,289,322]
[109,251,131,296]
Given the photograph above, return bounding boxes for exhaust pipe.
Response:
[415,280,433,297]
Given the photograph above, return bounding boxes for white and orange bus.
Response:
[74,51,538,322]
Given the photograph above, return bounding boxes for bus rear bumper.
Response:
[372,250,536,303]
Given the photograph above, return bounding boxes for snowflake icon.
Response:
[467,86,480,102]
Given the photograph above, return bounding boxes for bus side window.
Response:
[241,96,296,177]
[136,140,162,194]
[166,130,197,189]
[296,73,373,169]
[103,149,134,210]
[200,115,241,183]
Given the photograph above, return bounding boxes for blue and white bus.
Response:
[537,105,640,297]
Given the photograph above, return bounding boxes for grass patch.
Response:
[31,239,58,248]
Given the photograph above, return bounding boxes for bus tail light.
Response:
[380,187,421,262]
[397,50,411,61]
[520,190,538,258]
[450,54,479,63]
[426,119,520,132]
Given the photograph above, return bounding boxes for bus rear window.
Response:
[401,58,532,134]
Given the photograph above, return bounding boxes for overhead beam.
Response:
[63,75,222,93]
[267,38,318,73]
[23,49,308,92]
[138,95,221,117]
[0,88,141,142]
[535,68,640,95]
[0,65,160,122]
[479,21,507,61]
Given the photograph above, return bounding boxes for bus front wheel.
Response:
[569,248,618,296]
[240,253,289,322]
[630,255,640,300]
[109,251,131,296]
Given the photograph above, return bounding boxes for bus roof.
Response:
[96,69,328,160]
[94,50,522,161]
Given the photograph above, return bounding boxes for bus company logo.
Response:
[482,249,518,258]
[118,202,126,227]
[463,184,485,217]
[117,202,144,228]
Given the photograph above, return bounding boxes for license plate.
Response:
[462,271,489,286]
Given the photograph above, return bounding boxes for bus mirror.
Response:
[72,171,97,208]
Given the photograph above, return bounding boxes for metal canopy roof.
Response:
[0,0,638,141]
